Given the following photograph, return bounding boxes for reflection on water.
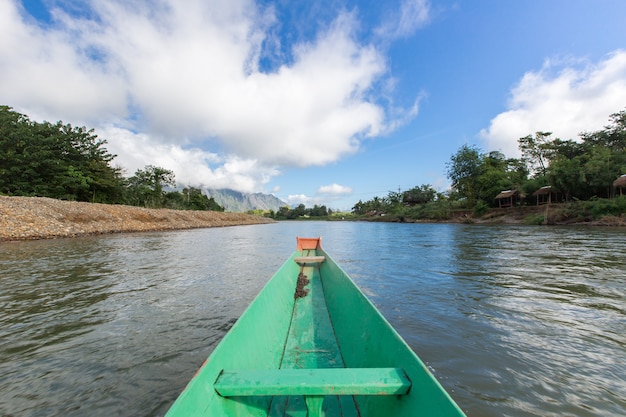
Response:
[445,227,626,417]
[1,222,625,417]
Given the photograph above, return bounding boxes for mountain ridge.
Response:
[205,189,286,212]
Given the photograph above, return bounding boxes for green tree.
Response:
[542,109,626,200]
[580,109,626,151]
[276,206,291,219]
[447,146,527,207]
[403,185,437,205]
[547,156,583,200]
[476,151,523,205]
[126,165,176,208]
[0,106,123,202]
[291,204,306,218]
[518,131,555,176]
[164,190,185,209]
[182,187,224,211]
[309,204,328,217]
[446,144,483,207]
[352,200,366,215]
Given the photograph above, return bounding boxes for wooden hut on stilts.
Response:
[614,175,626,197]
[533,186,555,205]
[494,190,519,208]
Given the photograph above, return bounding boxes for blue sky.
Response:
[2,0,626,210]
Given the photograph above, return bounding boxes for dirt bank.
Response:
[0,196,274,242]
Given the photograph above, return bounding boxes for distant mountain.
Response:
[205,189,286,212]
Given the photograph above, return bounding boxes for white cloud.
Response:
[0,0,127,121]
[0,0,428,194]
[375,0,430,40]
[101,126,279,192]
[284,183,353,208]
[317,183,353,195]
[480,51,626,157]
[286,194,315,206]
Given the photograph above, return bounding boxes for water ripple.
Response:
[1,224,625,417]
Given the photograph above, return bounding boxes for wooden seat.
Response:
[294,256,326,265]
[214,368,411,397]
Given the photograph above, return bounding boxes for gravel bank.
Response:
[0,196,274,241]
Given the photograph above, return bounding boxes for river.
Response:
[1,222,624,416]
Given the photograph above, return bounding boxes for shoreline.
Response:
[2,197,624,243]
[355,204,626,227]
[0,196,274,242]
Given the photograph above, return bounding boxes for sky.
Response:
[2,0,626,211]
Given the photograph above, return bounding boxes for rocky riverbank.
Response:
[0,196,274,242]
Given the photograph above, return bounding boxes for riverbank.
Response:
[357,203,626,226]
[0,196,274,242]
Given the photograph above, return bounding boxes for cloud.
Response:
[0,0,127,121]
[375,0,430,40]
[284,183,353,208]
[101,126,279,192]
[286,194,314,206]
[480,51,626,157]
[0,0,421,195]
[317,183,353,195]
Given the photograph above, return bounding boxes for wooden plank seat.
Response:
[294,256,326,265]
[214,367,411,397]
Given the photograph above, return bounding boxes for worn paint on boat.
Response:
[165,237,467,417]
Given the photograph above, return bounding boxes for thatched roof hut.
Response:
[495,190,516,199]
[494,190,518,208]
[533,186,552,195]
[614,175,626,187]
[614,175,626,196]
[533,186,554,205]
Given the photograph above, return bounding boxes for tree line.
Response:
[353,109,626,218]
[255,203,332,219]
[0,106,224,211]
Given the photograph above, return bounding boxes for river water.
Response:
[1,222,624,417]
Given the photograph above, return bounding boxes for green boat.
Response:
[165,237,467,417]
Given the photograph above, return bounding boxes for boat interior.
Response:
[213,238,410,417]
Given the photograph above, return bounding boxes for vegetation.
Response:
[0,106,223,211]
[352,109,626,223]
[0,105,124,202]
[2,103,625,223]
[264,204,333,220]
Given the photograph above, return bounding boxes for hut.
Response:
[494,190,518,208]
[614,174,626,196]
[533,186,555,205]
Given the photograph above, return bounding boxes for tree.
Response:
[542,110,626,200]
[518,131,555,176]
[181,187,224,211]
[0,106,124,202]
[276,206,291,219]
[126,165,176,208]
[548,156,583,200]
[477,151,530,205]
[309,204,328,217]
[403,185,437,205]
[352,200,366,215]
[446,146,528,207]
[580,109,626,151]
[385,191,404,208]
[446,144,483,207]
[291,204,307,218]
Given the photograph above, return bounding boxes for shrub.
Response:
[588,196,626,218]
[524,214,544,225]
[473,201,489,217]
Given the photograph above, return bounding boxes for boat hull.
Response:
[165,240,466,416]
